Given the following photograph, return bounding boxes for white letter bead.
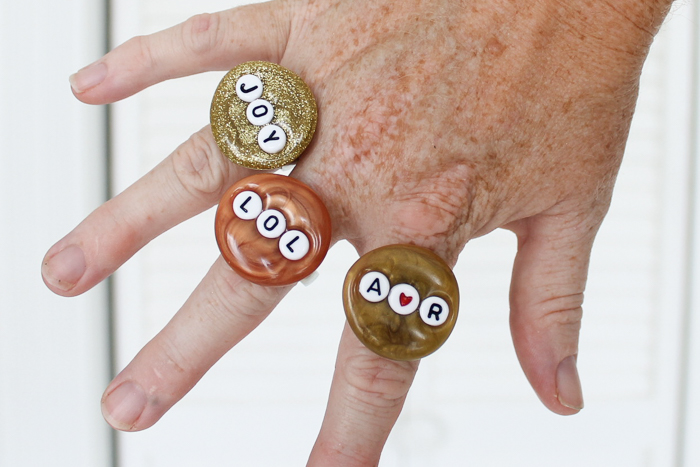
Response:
[359,271,390,303]
[246,99,274,126]
[232,191,263,220]
[279,230,310,261]
[258,125,287,154]
[419,296,450,326]
[387,284,420,315]
[256,209,287,239]
[235,74,263,102]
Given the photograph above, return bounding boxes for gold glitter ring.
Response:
[211,62,318,170]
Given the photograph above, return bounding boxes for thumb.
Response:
[508,210,601,415]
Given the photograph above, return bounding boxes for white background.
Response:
[2,0,700,466]
[0,0,112,466]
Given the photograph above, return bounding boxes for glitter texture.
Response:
[211,62,317,170]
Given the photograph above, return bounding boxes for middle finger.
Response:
[42,126,253,296]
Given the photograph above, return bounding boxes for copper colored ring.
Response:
[215,174,331,286]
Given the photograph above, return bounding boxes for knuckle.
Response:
[182,13,224,56]
[388,164,476,262]
[99,198,147,252]
[129,35,156,70]
[171,129,229,203]
[538,294,585,332]
[227,280,273,318]
[395,179,472,237]
[512,295,584,356]
[314,443,368,467]
[342,353,417,408]
[208,269,283,324]
[151,334,194,382]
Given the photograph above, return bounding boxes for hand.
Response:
[42,0,671,464]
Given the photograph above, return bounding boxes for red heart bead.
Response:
[399,293,413,307]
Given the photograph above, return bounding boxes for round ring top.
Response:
[211,61,317,170]
[215,174,331,286]
[343,244,460,361]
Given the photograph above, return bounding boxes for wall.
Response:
[0,1,113,466]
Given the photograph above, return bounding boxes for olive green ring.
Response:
[343,244,460,361]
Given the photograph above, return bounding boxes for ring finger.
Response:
[101,256,292,430]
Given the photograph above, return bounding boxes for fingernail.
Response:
[69,61,107,93]
[556,355,584,411]
[42,245,86,292]
[102,381,147,430]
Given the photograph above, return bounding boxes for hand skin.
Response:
[42,0,673,464]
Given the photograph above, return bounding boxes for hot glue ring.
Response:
[343,244,460,361]
[215,174,331,286]
[211,61,318,170]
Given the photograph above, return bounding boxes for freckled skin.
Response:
[276,0,668,264]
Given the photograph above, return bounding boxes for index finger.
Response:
[70,3,292,104]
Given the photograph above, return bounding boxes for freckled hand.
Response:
[43,0,672,464]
